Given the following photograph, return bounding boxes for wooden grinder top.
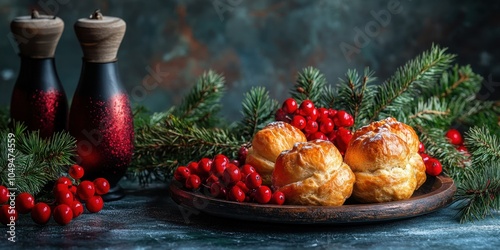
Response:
[74,10,126,63]
[10,10,64,58]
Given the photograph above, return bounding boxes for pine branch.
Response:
[174,70,226,127]
[465,126,500,165]
[238,86,279,140]
[0,122,76,195]
[399,97,452,129]
[414,125,467,179]
[131,115,243,182]
[318,85,336,109]
[291,67,327,103]
[423,64,482,100]
[369,44,455,122]
[454,163,500,223]
[336,67,377,128]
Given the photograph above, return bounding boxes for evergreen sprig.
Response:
[131,115,242,184]
[336,68,377,128]
[465,126,500,166]
[173,70,226,127]
[454,163,500,223]
[369,44,455,122]
[0,122,76,195]
[291,66,327,103]
[238,86,279,140]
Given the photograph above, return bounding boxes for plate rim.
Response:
[169,175,456,225]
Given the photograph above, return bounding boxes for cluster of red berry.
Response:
[275,98,354,155]
[0,164,110,226]
[419,128,468,176]
[174,154,285,205]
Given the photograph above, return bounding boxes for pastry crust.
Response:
[344,117,426,203]
[272,140,355,206]
[245,122,307,185]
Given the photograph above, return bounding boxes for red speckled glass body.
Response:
[10,57,68,138]
[69,61,134,187]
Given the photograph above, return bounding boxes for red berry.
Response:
[335,127,353,154]
[317,108,330,120]
[69,164,85,179]
[238,146,249,164]
[86,196,104,213]
[334,110,354,127]
[446,129,463,145]
[185,174,201,190]
[305,107,319,121]
[230,159,240,167]
[275,108,290,122]
[197,158,212,176]
[255,186,272,204]
[282,98,298,114]
[69,185,78,196]
[304,120,319,134]
[187,161,201,176]
[328,109,338,119]
[206,174,219,187]
[223,164,241,186]
[211,155,228,177]
[271,191,286,205]
[457,145,470,156]
[77,180,95,201]
[291,115,307,130]
[0,186,9,204]
[56,189,74,205]
[240,164,256,177]
[71,200,84,218]
[93,178,110,195]
[308,131,327,141]
[425,158,443,176]
[299,100,315,116]
[235,181,250,193]
[245,172,262,189]
[53,183,69,195]
[53,204,73,225]
[56,177,73,187]
[420,153,431,164]
[174,166,190,182]
[210,182,226,198]
[229,185,246,202]
[319,118,334,134]
[16,192,35,214]
[418,142,425,153]
[326,131,337,142]
[31,202,51,225]
[0,205,18,225]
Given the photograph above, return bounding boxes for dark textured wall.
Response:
[1,0,499,120]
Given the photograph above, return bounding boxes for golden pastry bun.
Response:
[245,122,307,185]
[272,140,355,206]
[344,117,426,203]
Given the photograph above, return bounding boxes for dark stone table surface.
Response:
[4,181,500,249]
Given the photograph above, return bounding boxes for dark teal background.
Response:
[1,0,499,120]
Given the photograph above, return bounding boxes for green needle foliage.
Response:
[0,122,76,195]
[368,44,455,122]
[336,68,377,129]
[173,70,226,128]
[291,66,328,104]
[238,86,279,140]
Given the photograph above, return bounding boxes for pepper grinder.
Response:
[10,10,68,138]
[70,10,134,201]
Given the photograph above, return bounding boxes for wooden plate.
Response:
[169,175,456,225]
